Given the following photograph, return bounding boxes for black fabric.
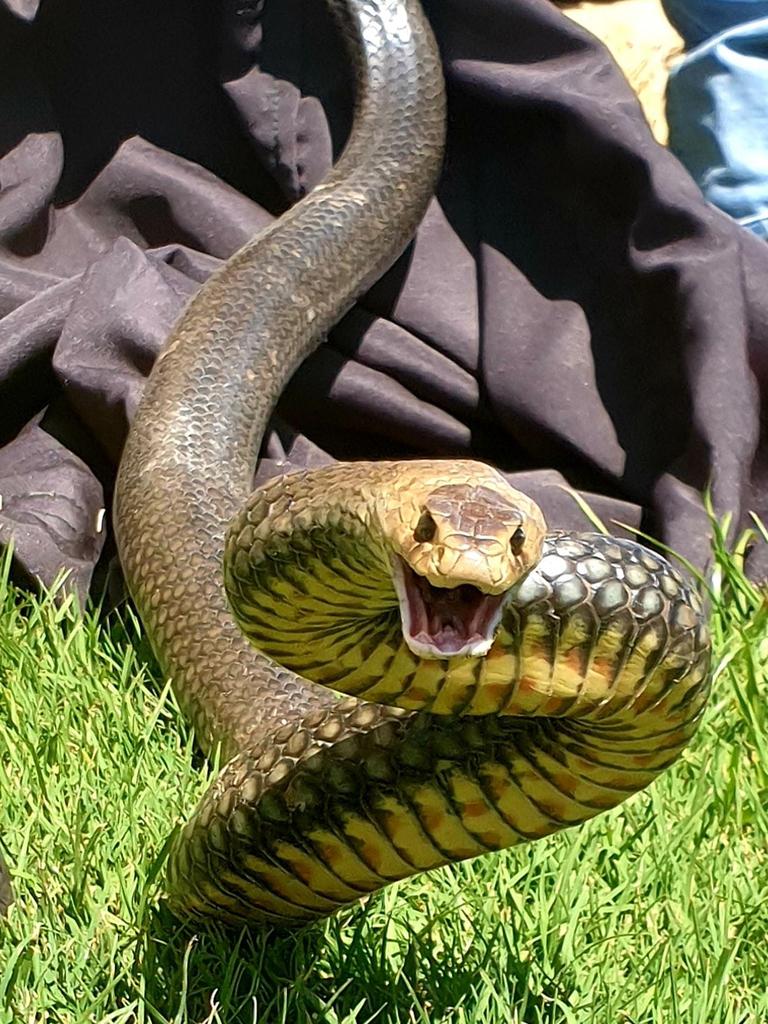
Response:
[0,0,765,602]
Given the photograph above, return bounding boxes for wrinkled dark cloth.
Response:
[0,0,766,603]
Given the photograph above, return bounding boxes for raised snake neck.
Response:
[115,0,444,754]
[113,0,710,925]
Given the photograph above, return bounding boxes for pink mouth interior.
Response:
[400,562,505,656]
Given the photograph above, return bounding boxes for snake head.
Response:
[384,473,546,660]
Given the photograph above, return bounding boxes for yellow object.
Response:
[557,0,683,143]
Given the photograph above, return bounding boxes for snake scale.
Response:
[112,0,711,926]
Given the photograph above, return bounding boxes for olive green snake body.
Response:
[110,0,711,925]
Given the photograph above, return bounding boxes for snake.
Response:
[110,0,712,926]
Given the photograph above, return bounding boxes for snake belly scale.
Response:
[113,0,711,925]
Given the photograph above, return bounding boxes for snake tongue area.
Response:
[396,557,506,659]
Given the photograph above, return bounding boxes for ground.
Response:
[0,508,766,1023]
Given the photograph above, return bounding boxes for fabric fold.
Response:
[0,0,765,596]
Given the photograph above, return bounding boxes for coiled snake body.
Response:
[114,0,711,925]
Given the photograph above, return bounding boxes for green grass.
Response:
[0,516,766,1024]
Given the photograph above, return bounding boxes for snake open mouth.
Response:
[391,556,506,659]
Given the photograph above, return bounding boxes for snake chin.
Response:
[390,555,507,659]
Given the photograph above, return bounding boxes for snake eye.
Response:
[510,526,526,554]
[414,510,437,543]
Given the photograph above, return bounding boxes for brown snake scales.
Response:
[108,0,712,925]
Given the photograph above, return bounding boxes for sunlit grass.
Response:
[0,518,766,1023]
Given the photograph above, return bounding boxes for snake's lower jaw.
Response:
[389,554,507,659]
[403,629,498,660]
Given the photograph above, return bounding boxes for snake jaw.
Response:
[390,554,508,659]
